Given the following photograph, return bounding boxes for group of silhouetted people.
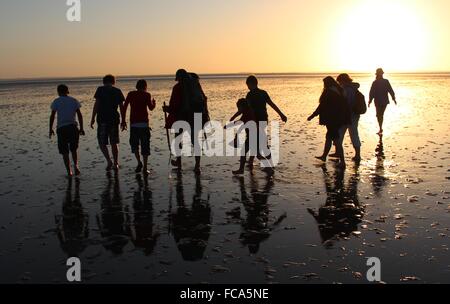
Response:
[308,68,396,168]
[49,68,395,176]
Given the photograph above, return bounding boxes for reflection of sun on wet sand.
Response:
[0,74,449,283]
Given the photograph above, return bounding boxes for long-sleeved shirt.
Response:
[369,78,395,107]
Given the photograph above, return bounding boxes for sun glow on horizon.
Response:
[335,0,430,72]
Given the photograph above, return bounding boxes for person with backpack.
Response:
[336,73,364,162]
[369,68,396,135]
[308,76,350,169]
[163,69,209,174]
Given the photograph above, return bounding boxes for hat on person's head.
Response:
[175,69,188,81]
[337,73,353,83]
[376,68,384,75]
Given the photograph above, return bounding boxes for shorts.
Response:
[130,127,151,156]
[57,124,79,155]
[376,104,388,119]
[97,123,120,146]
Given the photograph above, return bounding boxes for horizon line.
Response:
[1,70,450,84]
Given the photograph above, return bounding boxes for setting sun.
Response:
[335,0,429,72]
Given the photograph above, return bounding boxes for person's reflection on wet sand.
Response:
[308,164,365,248]
[96,172,131,255]
[371,134,389,196]
[236,174,282,254]
[130,174,159,255]
[56,178,89,257]
[170,173,211,261]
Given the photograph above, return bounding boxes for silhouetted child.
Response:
[121,80,156,175]
[49,84,85,176]
[245,75,287,174]
[227,98,256,175]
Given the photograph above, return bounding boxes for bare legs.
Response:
[377,115,384,135]
[316,138,346,168]
[62,151,80,177]
[111,144,119,169]
[72,150,80,175]
[134,150,149,175]
[376,105,387,135]
[62,154,72,176]
[100,144,119,171]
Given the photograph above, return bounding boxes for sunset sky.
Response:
[1,0,449,79]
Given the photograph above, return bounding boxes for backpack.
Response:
[181,75,206,115]
[353,90,367,115]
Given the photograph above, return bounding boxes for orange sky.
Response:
[0,0,449,79]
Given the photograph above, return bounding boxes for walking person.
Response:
[121,79,156,175]
[90,75,126,171]
[226,98,256,175]
[308,76,351,169]
[49,84,85,176]
[336,73,362,162]
[245,75,287,174]
[369,68,396,135]
[163,69,209,174]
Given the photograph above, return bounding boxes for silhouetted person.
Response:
[170,173,212,261]
[369,68,396,135]
[130,174,159,255]
[96,173,131,255]
[371,135,388,196]
[308,164,365,248]
[163,70,209,174]
[49,84,85,176]
[121,79,156,175]
[56,178,89,257]
[308,76,350,169]
[90,75,126,171]
[245,75,287,174]
[227,98,256,175]
[337,73,362,162]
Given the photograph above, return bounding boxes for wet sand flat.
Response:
[0,74,449,284]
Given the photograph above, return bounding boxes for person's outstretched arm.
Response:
[387,80,396,105]
[76,109,85,135]
[307,105,321,121]
[90,99,98,129]
[229,110,242,122]
[266,94,287,122]
[49,111,56,138]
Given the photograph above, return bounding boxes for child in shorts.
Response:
[49,84,85,176]
[227,98,256,175]
[121,80,156,175]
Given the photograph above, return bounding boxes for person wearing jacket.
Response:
[308,76,351,168]
[336,73,362,162]
[369,68,396,135]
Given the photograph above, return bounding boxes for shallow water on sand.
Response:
[0,74,449,284]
